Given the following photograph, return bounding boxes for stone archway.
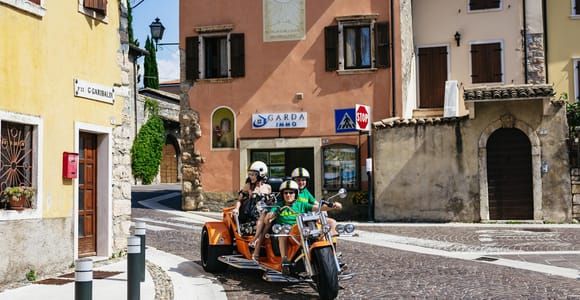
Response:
[478,113,542,221]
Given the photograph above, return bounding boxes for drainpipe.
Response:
[390,0,396,117]
[542,0,548,83]
[523,0,529,84]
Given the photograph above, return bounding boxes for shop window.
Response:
[0,121,34,209]
[468,0,501,11]
[186,30,245,81]
[325,17,389,72]
[211,107,235,149]
[322,144,359,190]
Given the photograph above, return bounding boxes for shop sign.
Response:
[74,79,115,104]
[252,112,307,129]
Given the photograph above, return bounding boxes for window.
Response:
[186,30,245,81]
[574,59,580,101]
[0,0,46,16]
[78,0,108,21]
[470,42,503,84]
[325,18,389,72]
[469,0,501,11]
[211,107,235,149]
[322,145,359,190]
[574,0,580,16]
[0,111,42,218]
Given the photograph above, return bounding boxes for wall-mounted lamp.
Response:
[454,31,461,47]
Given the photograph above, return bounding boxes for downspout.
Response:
[542,0,548,83]
[390,0,396,116]
[523,0,529,84]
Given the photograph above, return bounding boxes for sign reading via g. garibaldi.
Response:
[252,112,307,129]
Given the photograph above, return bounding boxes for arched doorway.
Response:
[160,136,179,183]
[486,128,533,219]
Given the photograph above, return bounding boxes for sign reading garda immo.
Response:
[74,79,115,104]
[252,112,307,129]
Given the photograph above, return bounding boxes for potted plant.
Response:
[1,186,35,210]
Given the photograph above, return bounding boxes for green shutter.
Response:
[374,22,390,68]
[324,26,338,71]
[230,33,245,78]
[185,36,199,81]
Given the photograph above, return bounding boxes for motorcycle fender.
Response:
[309,240,333,250]
[204,222,233,246]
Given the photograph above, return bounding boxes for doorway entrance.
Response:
[78,132,98,257]
[160,137,178,183]
[250,148,314,192]
[486,128,533,219]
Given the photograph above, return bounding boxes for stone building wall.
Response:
[570,169,580,220]
[526,33,546,84]
[111,0,133,252]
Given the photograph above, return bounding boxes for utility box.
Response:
[63,152,79,179]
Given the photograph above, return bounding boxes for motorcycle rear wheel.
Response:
[312,246,339,300]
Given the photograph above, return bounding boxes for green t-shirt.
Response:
[271,200,314,225]
[297,188,316,205]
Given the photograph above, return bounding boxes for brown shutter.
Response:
[491,43,503,82]
[325,26,338,71]
[375,22,390,68]
[84,0,107,14]
[185,36,199,81]
[472,43,502,83]
[29,0,41,4]
[230,33,245,78]
[470,45,483,83]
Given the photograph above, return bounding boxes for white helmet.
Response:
[291,167,310,179]
[248,161,268,178]
[279,180,299,193]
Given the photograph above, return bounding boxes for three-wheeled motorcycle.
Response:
[200,188,355,300]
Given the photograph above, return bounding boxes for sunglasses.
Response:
[283,191,295,195]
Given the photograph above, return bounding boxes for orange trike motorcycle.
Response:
[200,188,355,300]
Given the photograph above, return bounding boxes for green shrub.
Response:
[566,101,580,138]
[131,99,164,184]
[26,269,37,282]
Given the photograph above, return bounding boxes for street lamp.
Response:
[149,17,179,50]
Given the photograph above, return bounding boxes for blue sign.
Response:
[334,108,357,133]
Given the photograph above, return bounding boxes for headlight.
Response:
[322,224,331,234]
[272,224,282,234]
[282,224,292,234]
[345,224,355,233]
[335,224,345,234]
[302,228,311,236]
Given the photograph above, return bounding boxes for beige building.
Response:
[373,0,572,222]
[179,0,401,217]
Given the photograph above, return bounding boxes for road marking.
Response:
[133,217,202,231]
[341,230,580,279]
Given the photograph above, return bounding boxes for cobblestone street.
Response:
[132,195,580,299]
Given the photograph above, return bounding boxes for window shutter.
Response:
[29,0,41,4]
[230,33,245,78]
[471,45,483,83]
[375,22,390,68]
[84,0,107,14]
[491,43,503,82]
[185,36,199,81]
[577,61,580,100]
[324,26,338,71]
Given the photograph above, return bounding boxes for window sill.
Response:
[0,208,41,220]
[570,15,580,20]
[0,0,46,17]
[337,68,378,76]
[197,78,234,84]
[466,8,503,14]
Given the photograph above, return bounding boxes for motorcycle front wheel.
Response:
[312,246,339,300]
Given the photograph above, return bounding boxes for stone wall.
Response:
[570,169,580,220]
[179,50,204,210]
[526,33,546,84]
[0,218,73,284]
[373,100,571,222]
[111,0,133,251]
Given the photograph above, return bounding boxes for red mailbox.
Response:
[63,152,79,179]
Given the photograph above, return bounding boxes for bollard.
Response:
[134,221,146,282]
[127,236,141,300]
[75,258,93,300]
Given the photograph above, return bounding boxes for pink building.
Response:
[180,0,402,214]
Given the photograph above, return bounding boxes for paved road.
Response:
[132,186,580,299]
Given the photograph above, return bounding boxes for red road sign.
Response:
[356,104,371,131]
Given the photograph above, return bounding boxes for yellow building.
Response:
[0,0,133,283]
[547,0,580,101]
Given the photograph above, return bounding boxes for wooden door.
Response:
[160,143,178,183]
[418,46,448,108]
[78,133,97,257]
[487,128,533,220]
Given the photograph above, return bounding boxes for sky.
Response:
[130,0,180,84]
